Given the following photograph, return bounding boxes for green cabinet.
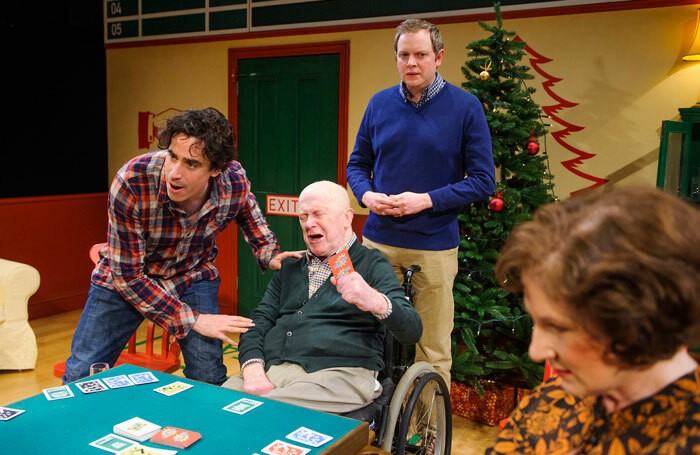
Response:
[657,106,700,203]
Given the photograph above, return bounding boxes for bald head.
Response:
[298,181,354,257]
[299,181,350,209]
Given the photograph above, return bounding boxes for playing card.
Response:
[0,406,25,421]
[149,426,202,448]
[153,381,193,396]
[285,426,333,447]
[113,417,162,442]
[103,374,136,389]
[261,440,310,455]
[116,445,177,455]
[42,385,75,400]
[75,378,109,394]
[89,434,137,453]
[128,371,159,385]
[329,249,354,279]
[223,397,263,415]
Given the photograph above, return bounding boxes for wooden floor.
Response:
[0,310,499,454]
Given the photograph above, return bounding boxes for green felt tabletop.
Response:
[0,364,363,454]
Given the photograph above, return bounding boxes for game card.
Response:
[115,445,177,455]
[75,378,109,394]
[0,406,25,421]
[149,426,202,449]
[89,434,137,453]
[261,440,310,455]
[329,249,354,279]
[42,385,75,400]
[128,371,159,385]
[153,381,193,396]
[113,416,162,441]
[223,397,263,415]
[286,426,333,447]
[103,374,136,389]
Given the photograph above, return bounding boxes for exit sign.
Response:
[266,195,298,217]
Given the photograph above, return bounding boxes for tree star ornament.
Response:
[479,59,492,81]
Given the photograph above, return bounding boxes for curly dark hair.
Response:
[157,107,236,170]
[495,186,700,367]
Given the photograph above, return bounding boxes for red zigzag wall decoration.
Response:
[515,36,609,194]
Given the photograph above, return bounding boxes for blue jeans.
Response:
[64,278,227,385]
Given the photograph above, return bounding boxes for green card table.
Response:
[0,364,368,454]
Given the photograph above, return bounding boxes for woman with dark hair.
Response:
[487,186,700,455]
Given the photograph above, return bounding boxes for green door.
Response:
[236,53,339,317]
[657,120,693,199]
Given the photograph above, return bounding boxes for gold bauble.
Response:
[479,70,490,81]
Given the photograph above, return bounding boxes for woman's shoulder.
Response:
[506,377,593,437]
[490,379,592,455]
[517,377,590,413]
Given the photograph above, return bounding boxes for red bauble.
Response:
[527,139,540,155]
[489,197,504,211]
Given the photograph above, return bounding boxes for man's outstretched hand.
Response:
[192,314,254,345]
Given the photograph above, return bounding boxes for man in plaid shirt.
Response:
[64,108,298,385]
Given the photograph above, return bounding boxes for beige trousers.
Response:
[363,237,457,386]
[222,362,381,413]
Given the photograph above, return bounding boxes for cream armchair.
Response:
[0,258,39,370]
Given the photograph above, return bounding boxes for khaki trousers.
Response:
[222,362,381,413]
[363,238,457,386]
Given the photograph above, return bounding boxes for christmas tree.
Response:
[451,2,556,392]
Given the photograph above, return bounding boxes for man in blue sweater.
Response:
[223,181,422,413]
[347,19,495,386]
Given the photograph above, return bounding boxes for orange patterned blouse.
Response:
[486,366,700,454]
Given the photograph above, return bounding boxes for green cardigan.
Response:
[238,241,423,373]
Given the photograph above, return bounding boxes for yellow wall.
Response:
[106,4,700,207]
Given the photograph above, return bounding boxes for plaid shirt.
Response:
[399,71,446,108]
[92,151,280,339]
[306,233,357,297]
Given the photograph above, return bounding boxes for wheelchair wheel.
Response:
[395,372,451,455]
[381,362,452,454]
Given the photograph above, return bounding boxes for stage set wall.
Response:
[106,3,700,196]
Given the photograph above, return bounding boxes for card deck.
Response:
[153,381,193,396]
[128,371,159,385]
[75,378,109,394]
[261,440,310,455]
[113,417,162,442]
[42,385,75,401]
[223,397,263,415]
[89,433,137,453]
[0,406,25,421]
[329,249,354,279]
[149,426,202,449]
[285,426,333,447]
[103,374,136,389]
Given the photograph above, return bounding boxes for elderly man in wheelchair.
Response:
[224,181,451,454]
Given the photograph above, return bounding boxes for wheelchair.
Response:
[343,265,452,455]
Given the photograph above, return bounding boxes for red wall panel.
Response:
[0,193,108,319]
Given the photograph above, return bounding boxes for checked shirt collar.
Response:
[306,233,357,298]
[399,71,445,108]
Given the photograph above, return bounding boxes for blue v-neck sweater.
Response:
[348,82,495,250]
